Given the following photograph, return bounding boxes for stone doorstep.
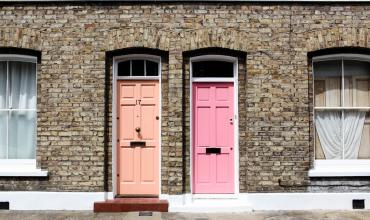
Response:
[93,198,169,213]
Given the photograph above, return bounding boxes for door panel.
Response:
[117,80,159,196]
[193,82,234,194]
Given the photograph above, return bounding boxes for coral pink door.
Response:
[193,82,234,194]
[117,80,159,196]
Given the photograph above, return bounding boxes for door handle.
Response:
[135,127,141,132]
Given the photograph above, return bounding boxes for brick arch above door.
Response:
[179,28,249,53]
[106,27,171,52]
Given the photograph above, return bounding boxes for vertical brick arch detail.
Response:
[0,27,41,50]
[106,28,171,52]
[304,28,370,52]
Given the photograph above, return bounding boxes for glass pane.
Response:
[9,61,36,109]
[315,111,342,159]
[146,60,159,76]
[132,60,144,76]
[8,110,36,159]
[358,112,370,159]
[314,60,342,107]
[344,60,370,107]
[192,61,233,78]
[0,61,6,109]
[0,111,7,159]
[117,61,130,76]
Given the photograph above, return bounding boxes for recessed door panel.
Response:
[193,82,234,194]
[117,80,159,196]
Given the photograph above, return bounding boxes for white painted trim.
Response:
[313,54,370,63]
[309,160,370,177]
[0,159,47,176]
[0,191,113,210]
[0,55,37,63]
[112,54,162,197]
[189,55,239,196]
[113,54,160,80]
[314,107,370,111]
[162,193,370,212]
[192,77,234,82]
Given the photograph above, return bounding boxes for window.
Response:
[192,60,234,78]
[117,59,159,77]
[310,54,370,177]
[0,57,37,160]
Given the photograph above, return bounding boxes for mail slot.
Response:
[130,141,146,147]
[206,147,221,154]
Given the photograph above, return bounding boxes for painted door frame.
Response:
[112,54,162,197]
[190,55,239,197]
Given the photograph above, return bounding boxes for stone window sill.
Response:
[0,159,48,177]
[309,160,370,177]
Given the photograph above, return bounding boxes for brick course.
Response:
[0,3,369,193]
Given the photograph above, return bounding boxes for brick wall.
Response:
[0,3,370,193]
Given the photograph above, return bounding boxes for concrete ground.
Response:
[0,211,369,220]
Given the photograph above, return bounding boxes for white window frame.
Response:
[0,55,47,177]
[114,54,161,81]
[309,53,370,177]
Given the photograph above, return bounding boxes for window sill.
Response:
[0,159,48,177]
[0,169,48,177]
[309,160,370,177]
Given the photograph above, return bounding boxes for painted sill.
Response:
[309,160,370,177]
[0,159,48,177]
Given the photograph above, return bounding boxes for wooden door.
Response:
[193,82,234,194]
[117,80,159,196]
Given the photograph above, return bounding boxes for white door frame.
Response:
[189,55,239,197]
[112,54,162,197]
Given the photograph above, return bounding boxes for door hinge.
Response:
[117,117,119,120]
[117,173,119,177]
[117,139,119,142]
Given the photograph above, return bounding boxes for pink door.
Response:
[193,82,234,194]
[117,80,159,196]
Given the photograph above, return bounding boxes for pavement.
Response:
[0,211,369,220]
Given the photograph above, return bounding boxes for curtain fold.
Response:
[315,110,366,159]
[344,111,366,159]
[315,111,342,159]
[8,61,36,159]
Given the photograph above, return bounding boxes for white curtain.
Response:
[315,111,365,159]
[315,111,342,159]
[344,111,366,159]
[8,61,36,159]
[0,62,7,159]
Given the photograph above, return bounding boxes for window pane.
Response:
[314,60,342,107]
[192,61,233,78]
[9,61,36,109]
[146,60,159,76]
[0,111,7,159]
[343,60,370,107]
[0,61,6,109]
[118,61,130,76]
[8,110,36,159]
[358,112,370,159]
[315,111,342,159]
[132,60,144,76]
